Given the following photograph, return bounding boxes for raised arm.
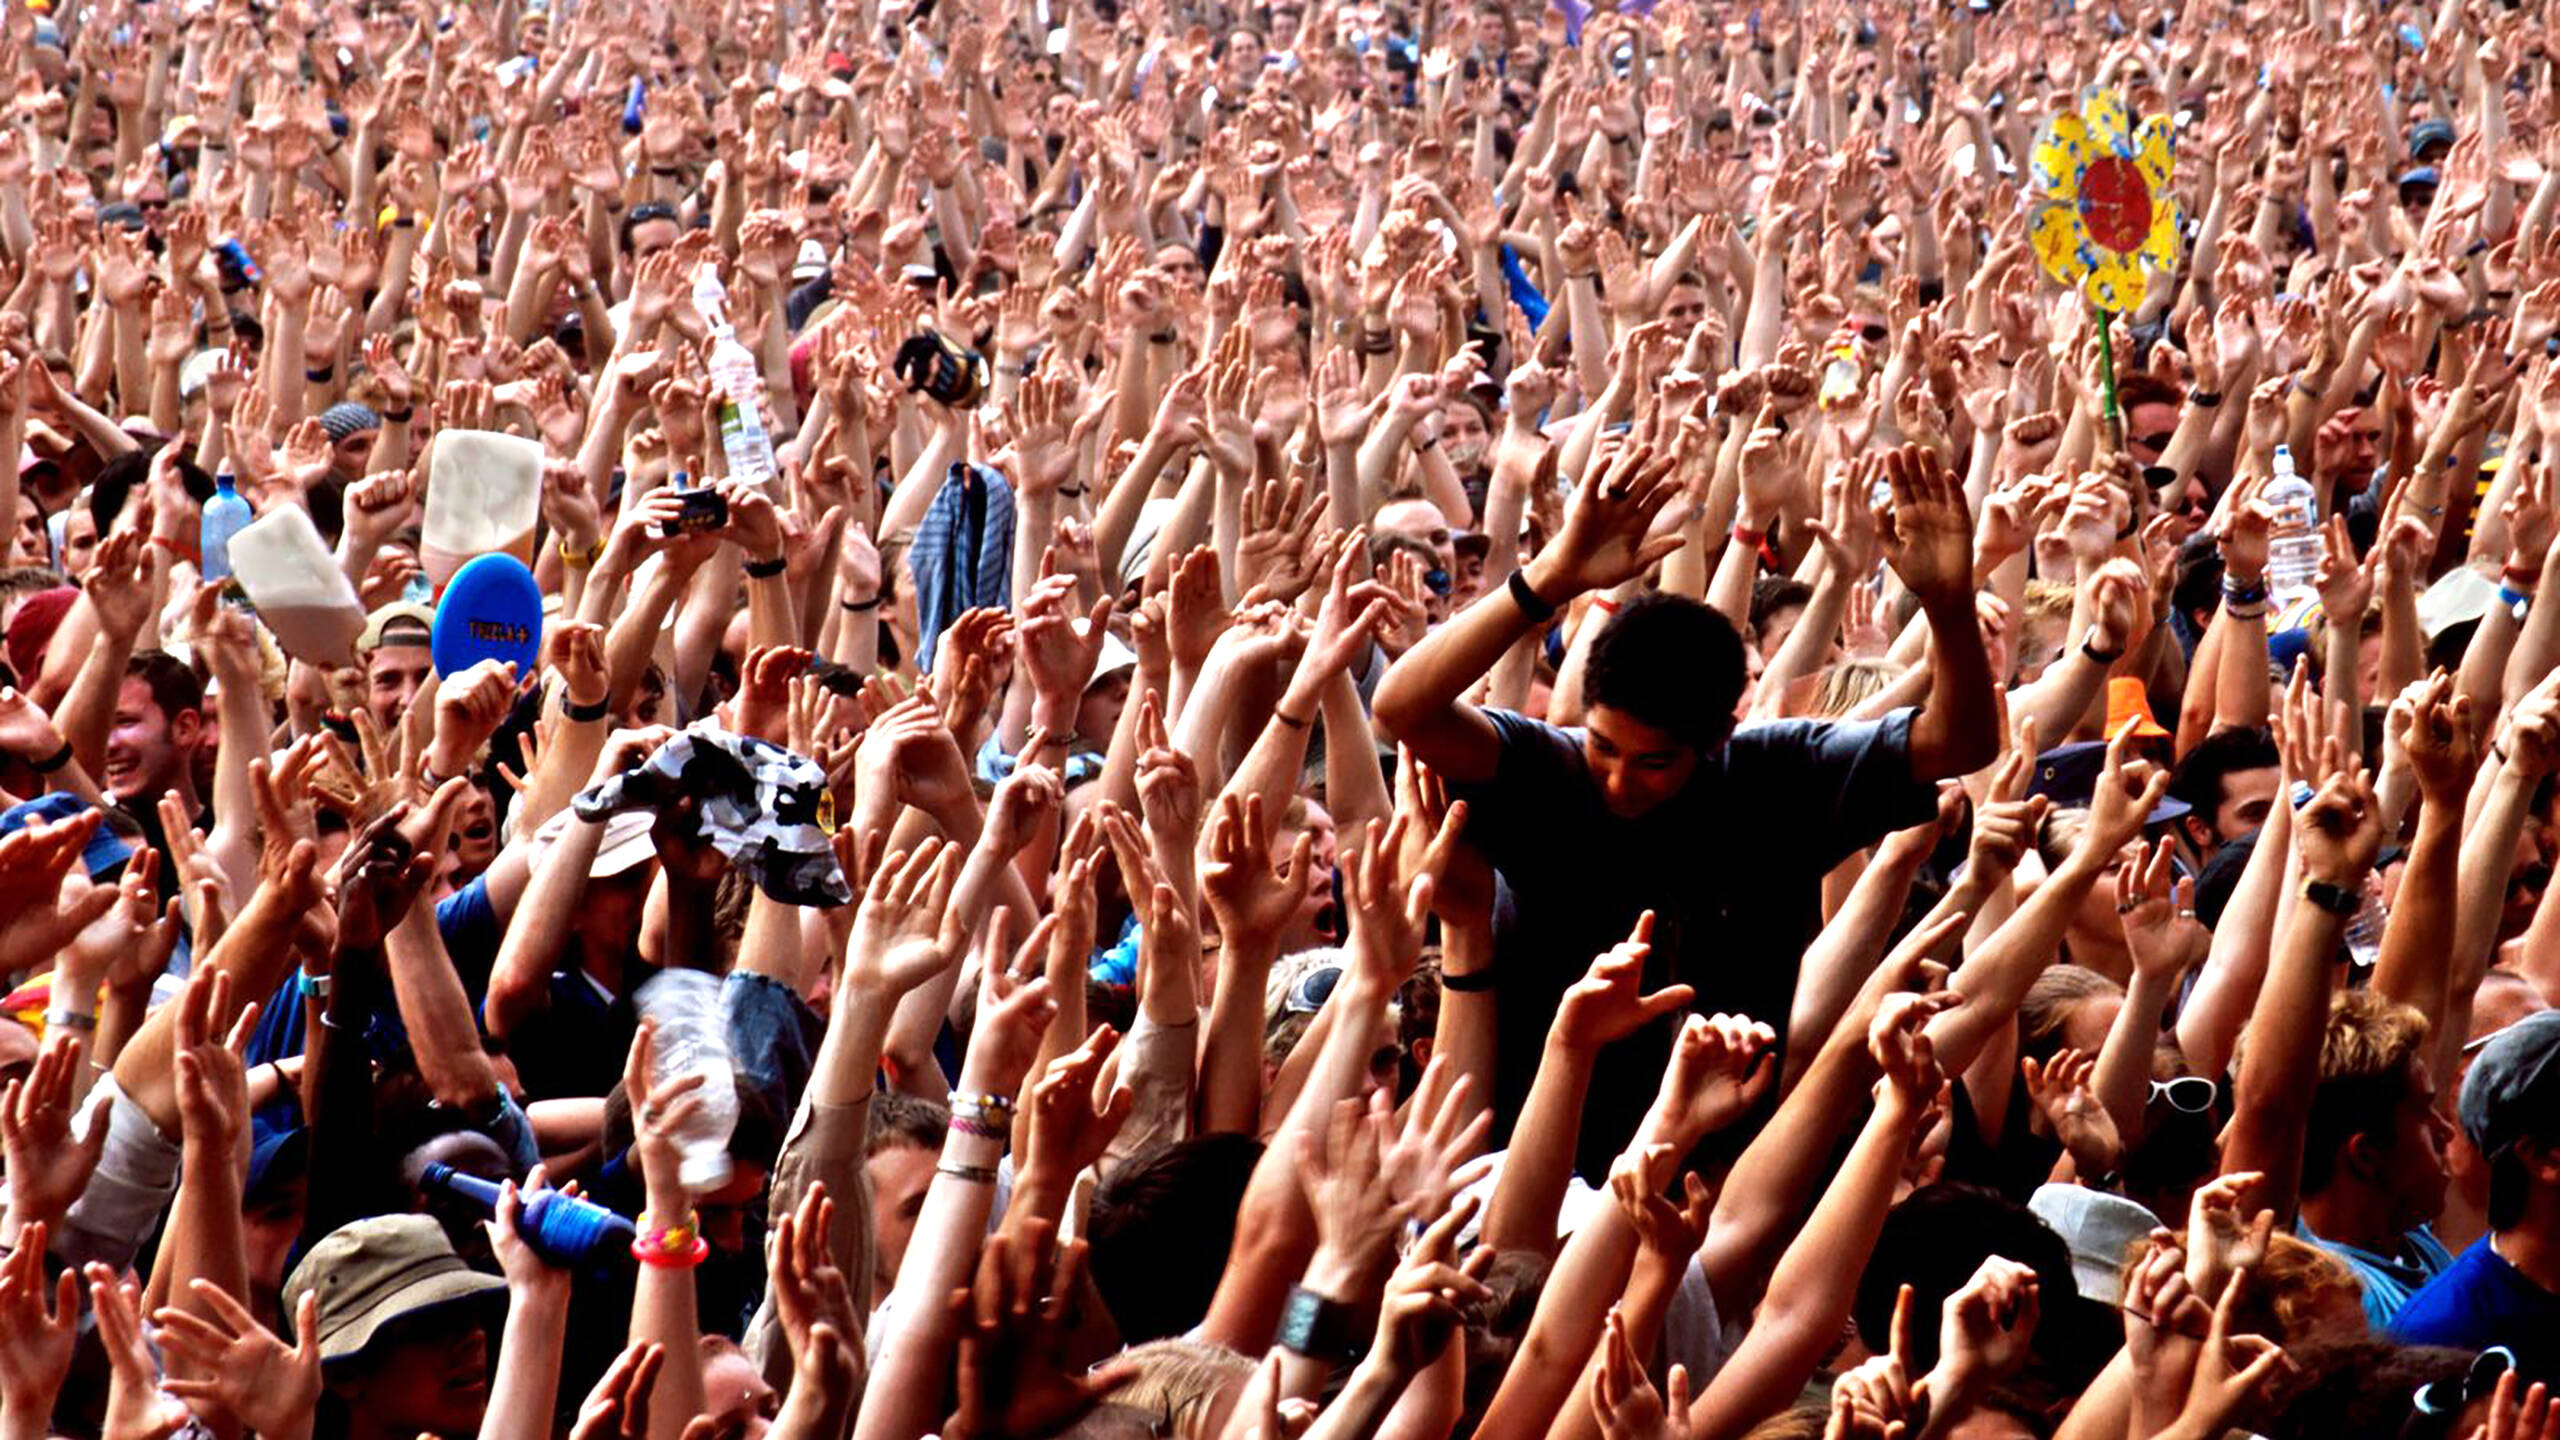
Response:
[1375,441,1684,782]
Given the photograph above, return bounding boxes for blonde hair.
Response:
[1103,1337,1256,1440]
[1809,658,1898,719]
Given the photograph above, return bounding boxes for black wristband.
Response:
[306,366,335,382]
[382,407,415,424]
[30,740,72,773]
[2187,390,2223,408]
[2301,878,2362,917]
[840,593,885,612]
[563,695,611,723]
[1507,568,1558,623]
[744,554,788,579]
[1441,967,1498,993]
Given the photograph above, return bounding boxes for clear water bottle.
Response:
[200,468,252,585]
[419,1162,638,1269]
[2343,882,2388,969]
[635,970,739,1193]
[2263,443,2323,606]
[690,268,778,488]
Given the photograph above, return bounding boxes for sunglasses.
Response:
[1286,965,1343,1015]
[2412,1345,2514,1419]
[2150,1075,2218,1113]
[1423,567,1452,596]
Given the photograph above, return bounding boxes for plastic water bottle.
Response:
[200,468,252,585]
[419,1162,637,1269]
[635,970,739,1193]
[690,268,777,488]
[2263,443,2323,606]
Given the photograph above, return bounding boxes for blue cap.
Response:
[0,792,133,879]
[2398,166,2442,192]
[2408,117,2458,160]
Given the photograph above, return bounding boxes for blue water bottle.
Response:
[200,468,252,585]
[622,76,647,135]
[420,1163,637,1269]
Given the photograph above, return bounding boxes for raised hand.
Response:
[1642,1010,1778,1150]
[1552,910,1696,1054]
[151,1282,323,1440]
[1874,442,1976,610]
[0,1221,78,1425]
[943,1218,1136,1440]
[0,1034,110,1229]
[2018,1047,2120,1181]
[1525,440,1685,601]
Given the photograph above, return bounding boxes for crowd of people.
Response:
[3,0,2560,1435]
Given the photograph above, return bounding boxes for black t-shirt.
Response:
[1447,706,1939,1176]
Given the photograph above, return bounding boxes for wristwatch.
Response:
[2300,878,2362,917]
[1276,1285,1364,1362]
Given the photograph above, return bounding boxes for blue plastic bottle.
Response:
[200,469,252,585]
[420,1163,637,1269]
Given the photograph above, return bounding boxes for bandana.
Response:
[572,726,851,906]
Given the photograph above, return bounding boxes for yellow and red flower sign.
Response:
[2029,89,2182,314]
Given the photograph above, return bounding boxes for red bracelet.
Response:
[631,1234,708,1268]
[1589,596,1619,616]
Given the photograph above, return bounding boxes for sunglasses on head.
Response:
[2411,1346,2514,1421]
[1286,965,1343,1015]
[2150,1075,2218,1113]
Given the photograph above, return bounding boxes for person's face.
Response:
[695,1164,768,1252]
[61,506,98,573]
[627,217,680,268]
[1663,282,1709,328]
[1756,602,1805,662]
[1439,402,1491,473]
[1154,243,1205,295]
[1077,668,1132,748]
[2385,1057,2453,1229]
[347,1315,491,1439]
[106,676,201,803]
[1451,547,1486,605]
[2062,992,2122,1057]
[699,1350,778,1440]
[868,1141,937,1295]
[2210,766,2279,846]
[1296,800,1338,934]
[1582,705,1698,819]
[1373,498,1455,577]
[366,644,434,733]
[2126,399,2180,467]
[449,785,498,877]
[573,866,655,959]
[333,429,378,477]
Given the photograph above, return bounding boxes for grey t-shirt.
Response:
[1449,705,1939,1175]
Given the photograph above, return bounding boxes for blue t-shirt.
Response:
[2392,1235,2560,1382]
[2299,1217,2453,1328]
[1448,706,1939,1172]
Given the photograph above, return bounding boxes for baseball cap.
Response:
[1087,629,1137,693]
[2398,165,2442,195]
[2461,1011,2560,1162]
[2028,1182,2162,1303]
[358,602,435,655]
[2409,117,2458,160]
[4,586,76,684]
[2419,566,2501,641]
[2027,740,2193,826]
[0,792,134,878]
[282,1214,506,1366]
[526,806,658,879]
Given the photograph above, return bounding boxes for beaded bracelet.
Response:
[949,1092,1018,1116]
